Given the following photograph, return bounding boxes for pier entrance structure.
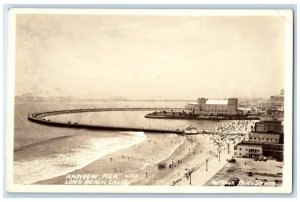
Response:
[184,98,238,116]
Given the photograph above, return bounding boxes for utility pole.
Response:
[218,150,221,162]
[227,143,230,154]
[206,158,208,171]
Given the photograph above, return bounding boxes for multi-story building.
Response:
[234,142,263,158]
[249,132,280,144]
[254,121,283,133]
[185,98,238,115]
[234,118,284,160]
[263,143,284,161]
[185,102,200,114]
[270,95,284,106]
[234,141,283,160]
[259,91,284,110]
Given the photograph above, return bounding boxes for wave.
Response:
[14,135,73,152]
[14,133,146,185]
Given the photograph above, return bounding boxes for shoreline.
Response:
[30,120,255,186]
[34,133,186,185]
[33,132,245,186]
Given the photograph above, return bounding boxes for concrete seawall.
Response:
[27,108,185,134]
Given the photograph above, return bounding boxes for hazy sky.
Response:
[15,13,287,100]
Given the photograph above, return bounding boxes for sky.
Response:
[15,12,287,100]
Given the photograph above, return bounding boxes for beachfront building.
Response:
[255,120,283,133]
[184,98,238,115]
[234,142,263,158]
[233,113,284,160]
[263,143,284,161]
[251,119,284,144]
[260,110,284,121]
[234,141,283,160]
[249,132,280,144]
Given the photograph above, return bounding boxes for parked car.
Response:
[227,158,237,163]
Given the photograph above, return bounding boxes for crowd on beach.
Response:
[200,120,258,157]
[100,120,259,186]
[201,120,257,134]
[166,121,258,185]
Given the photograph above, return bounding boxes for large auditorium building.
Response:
[184,98,238,115]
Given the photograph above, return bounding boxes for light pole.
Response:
[218,150,221,162]
[227,143,230,154]
[206,158,208,171]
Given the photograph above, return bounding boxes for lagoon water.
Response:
[13,100,220,184]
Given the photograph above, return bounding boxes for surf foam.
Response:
[14,133,146,185]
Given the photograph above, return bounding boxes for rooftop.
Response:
[237,141,283,146]
[249,132,280,138]
[257,120,282,123]
[206,99,228,105]
[187,102,198,105]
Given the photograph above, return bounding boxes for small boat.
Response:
[184,126,198,135]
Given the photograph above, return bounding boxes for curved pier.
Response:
[28,107,185,134]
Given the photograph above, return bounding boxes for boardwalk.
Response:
[28,107,185,134]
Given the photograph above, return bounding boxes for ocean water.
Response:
[13,100,218,184]
[14,132,146,184]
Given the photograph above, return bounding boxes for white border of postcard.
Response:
[6,8,293,193]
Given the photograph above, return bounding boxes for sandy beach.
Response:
[35,120,255,186]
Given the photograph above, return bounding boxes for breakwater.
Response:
[27,108,185,134]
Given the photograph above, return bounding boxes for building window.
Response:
[239,148,242,150]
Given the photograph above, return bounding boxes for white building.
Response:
[234,142,263,158]
[249,132,280,144]
[185,98,238,115]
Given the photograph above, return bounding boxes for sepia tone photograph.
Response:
[5,8,293,193]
